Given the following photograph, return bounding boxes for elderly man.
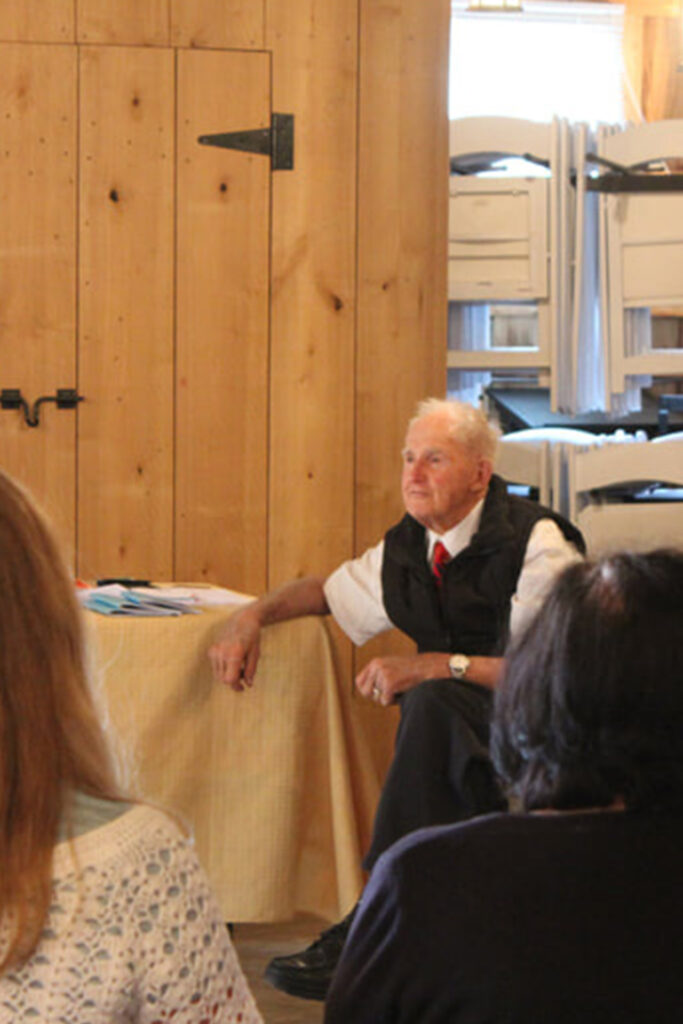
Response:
[209,398,585,1001]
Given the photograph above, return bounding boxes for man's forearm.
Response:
[210,574,331,690]
[356,651,505,706]
[464,655,503,690]
[249,575,330,627]
[418,652,503,690]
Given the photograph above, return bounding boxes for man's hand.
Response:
[207,576,330,692]
[209,607,262,691]
[355,652,450,707]
[355,652,505,705]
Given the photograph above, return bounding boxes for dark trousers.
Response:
[362,678,507,871]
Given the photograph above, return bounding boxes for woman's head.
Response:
[0,471,120,969]
[492,549,683,813]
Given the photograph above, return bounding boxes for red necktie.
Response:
[432,540,450,587]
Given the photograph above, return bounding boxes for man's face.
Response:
[401,414,490,534]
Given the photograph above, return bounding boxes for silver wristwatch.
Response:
[448,653,470,680]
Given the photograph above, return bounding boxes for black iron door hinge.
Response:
[198,113,294,171]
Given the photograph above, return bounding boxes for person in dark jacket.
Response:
[209,397,584,1000]
[325,549,683,1024]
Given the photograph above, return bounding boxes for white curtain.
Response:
[574,188,604,412]
[573,124,606,413]
[564,123,652,416]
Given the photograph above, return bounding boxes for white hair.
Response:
[408,398,500,462]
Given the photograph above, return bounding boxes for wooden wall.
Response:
[0,0,449,818]
[0,0,448,589]
[622,0,683,122]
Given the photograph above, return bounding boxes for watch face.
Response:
[449,654,469,678]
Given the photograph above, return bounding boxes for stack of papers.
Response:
[142,585,254,607]
[77,582,254,617]
[78,584,201,617]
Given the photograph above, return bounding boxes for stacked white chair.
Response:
[596,120,683,404]
[447,116,572,407]
[501,426,597,515]
[496,438,551,506]
[567,439,683,555]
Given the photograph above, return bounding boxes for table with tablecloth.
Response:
[85,601,397,924]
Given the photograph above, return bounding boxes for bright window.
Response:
[449,1,625,125]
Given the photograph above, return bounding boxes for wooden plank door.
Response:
[0,40,270,590]
[175,49,270,595]
[0,43,78,561]
[78,47,270,590]
[78,46,176,581]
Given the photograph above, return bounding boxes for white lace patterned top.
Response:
[0,800,263,1024]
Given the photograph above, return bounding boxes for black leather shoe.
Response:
[264,907,356,1001]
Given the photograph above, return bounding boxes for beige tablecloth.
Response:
[85,603,395,923]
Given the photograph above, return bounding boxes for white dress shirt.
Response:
[323,501,581,648]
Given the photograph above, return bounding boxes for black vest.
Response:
[381,475,585,657]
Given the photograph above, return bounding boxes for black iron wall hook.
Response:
[0,388,84,428]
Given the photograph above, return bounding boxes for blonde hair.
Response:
[0,472,122,972]
[409,398,500,463]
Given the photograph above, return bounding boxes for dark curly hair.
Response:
[491,548,683,813]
